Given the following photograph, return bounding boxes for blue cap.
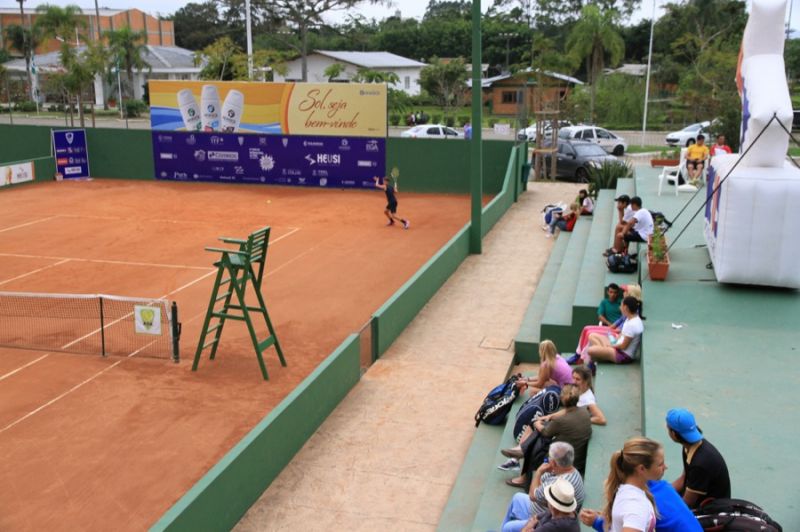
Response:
[666,408,703,444]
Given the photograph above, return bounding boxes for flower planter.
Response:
[647,252,670,280]
[650,158,680,167]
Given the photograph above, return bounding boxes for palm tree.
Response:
[14,0,33,97]
[566,4,625,122]
[106,27,149,100]
[5,25,41,94]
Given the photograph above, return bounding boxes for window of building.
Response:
[501,91,518,104]
[405,76,410,89]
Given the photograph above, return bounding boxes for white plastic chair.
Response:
[658,148,687,196]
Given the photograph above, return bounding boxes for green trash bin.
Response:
[521,162,532,185]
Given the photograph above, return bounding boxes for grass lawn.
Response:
[626,145,668,154]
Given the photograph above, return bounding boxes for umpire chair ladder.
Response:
[192,226,286,380]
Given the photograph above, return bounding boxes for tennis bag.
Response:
[649,210,673,232]
[607,253,638,274]
[474,374,523,427]
[693,498,783,532]
[512,385,562,440]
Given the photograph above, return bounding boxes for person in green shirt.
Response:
[597,283,621,326]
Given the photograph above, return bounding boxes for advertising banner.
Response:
[1,161,35,187]
[52,129,90,179]
[149,80,387,138]
[152,131,385,189]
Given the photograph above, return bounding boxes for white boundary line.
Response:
[0,227,304,432]
[0,259,71,287]
[0,253,213,271]
[0,216,58,234]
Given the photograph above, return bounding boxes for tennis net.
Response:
[0,291,180,361]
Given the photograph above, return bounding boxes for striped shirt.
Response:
[532,469,586,515]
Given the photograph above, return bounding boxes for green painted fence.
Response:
[151,334,361,532]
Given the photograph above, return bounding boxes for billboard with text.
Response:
[149,80,387,138]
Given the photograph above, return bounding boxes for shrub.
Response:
[588,159,633,197]
[444,115,455,127]
[389,113,401,126]
[123,99,148,118]
[431,112,442,124]
[14,101,37,112]
[458,115,470,127]
[488,118,498,127]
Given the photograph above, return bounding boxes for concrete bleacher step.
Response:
[581,363,643,513]
[539,218,592,351]
[572,190,616,328]
[513,233,570,363]
[437,422,505,531]
[470,390,532,532]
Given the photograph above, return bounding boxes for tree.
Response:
[196,37,241,80]
[323,62,347,81]
[106,27,149,99]
[35,4,85,45]
[172,1,226,50]
[351,68,399,84]
[263,0,388,82]
[419,57,469,117]
[529,0,640,25]
[566,4,625,122]
[4,25,41,99]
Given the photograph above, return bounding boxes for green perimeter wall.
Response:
[153,144,524,531]
[0,124,512,193]
[152,334,361,532]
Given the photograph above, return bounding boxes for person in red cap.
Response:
[665,408,731,508]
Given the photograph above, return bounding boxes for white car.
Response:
[665,121,711,147]
[558,125,627,156]
[400,124,462,139]
[517,120,573,141]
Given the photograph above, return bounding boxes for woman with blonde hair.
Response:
[581,437,663,532]
[517,340,573,394]
[546,202,581,238]
[538,366,606,425]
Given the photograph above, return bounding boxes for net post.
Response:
[99,296,106,357]
[171,301,181,363]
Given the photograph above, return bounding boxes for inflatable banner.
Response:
[705,0,800,288]
[149,80,387,138]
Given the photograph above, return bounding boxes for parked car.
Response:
[542,140,619,182]
[517,120,573,141]
[400,124,462,139]
[558,125,627,155]
[665,121,711,147]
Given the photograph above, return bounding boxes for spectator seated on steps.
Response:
[583,297,643,375]
[501,442,586,532]
[568,284,642,365]
[545,203,580,238]
[612,194,633,238]
[516,340,574,395]
[578,189,594,216]
[504,384,592,487]
[604,196,654,257]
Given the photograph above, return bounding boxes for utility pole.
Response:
[641,0,656,147]
[245,0,253,79]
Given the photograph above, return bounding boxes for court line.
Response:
[0,259,71,287]
[0,216,58,234]
[0,253,213,271]
[0,354,50,382]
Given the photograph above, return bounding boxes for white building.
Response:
[3,45,201,105]
[275,50,427,96]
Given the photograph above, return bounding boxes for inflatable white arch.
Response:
[706,0,800,289]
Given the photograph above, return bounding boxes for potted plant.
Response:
[650,147,680,167]
[647,225,669,280]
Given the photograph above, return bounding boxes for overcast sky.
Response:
[1,0,795,34]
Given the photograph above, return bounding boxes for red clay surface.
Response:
[0,179,473,530]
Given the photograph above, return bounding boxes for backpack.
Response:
[694,498,783,532]
[474,374,523,427]
[513,385,562,440]
[542,203,566,225]
[649,210,673,232]
[607,253,638,274]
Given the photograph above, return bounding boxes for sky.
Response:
[1,0,796,34]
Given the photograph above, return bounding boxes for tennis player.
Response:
[374,172,410,229]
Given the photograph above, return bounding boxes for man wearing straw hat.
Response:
[521,477,580,531]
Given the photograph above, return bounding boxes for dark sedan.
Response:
[543,140,619,182]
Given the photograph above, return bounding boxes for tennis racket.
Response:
[390,166,400,179]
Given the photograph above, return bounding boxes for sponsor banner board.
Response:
[152,131,385,189]
[0,161,35,187]
[149,80,387,138]
[52,129,90,179]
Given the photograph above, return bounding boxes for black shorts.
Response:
[386,198,398,213]
[624,230,646,243]
[687,160,705,170]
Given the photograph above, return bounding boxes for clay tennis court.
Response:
[0,178,474,530]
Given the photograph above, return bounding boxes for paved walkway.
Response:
[235,182,581,531]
